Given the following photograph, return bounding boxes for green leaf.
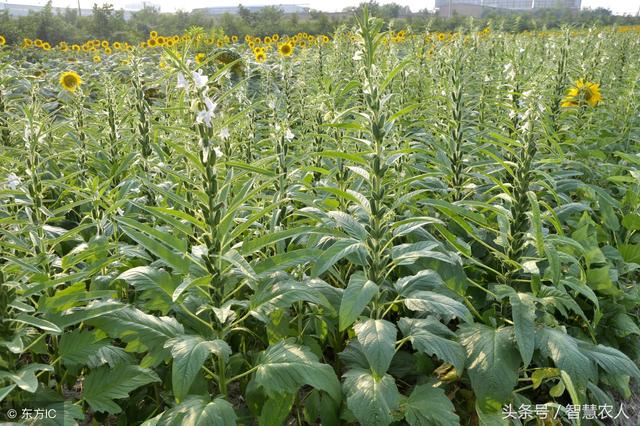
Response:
[576,342,640,378]
[83,365,161,414]
[164,335,231,402]
[253,339,341,401]
[353,319,396,377]
[0,364,53,393]
[259,393,295,426]
[0,384,16,403]
[59,330,106,366]
[459,324,520,412]
[403,291,472,323]
[118,219,190,273]
[343,368,400,426]
[88,306,184,363]
[155,396,237,426]
[560,371,582,426]
[339,272,378,331]
[535,327,597,388]
[509,293,536,367]
[118,266,177,297]
[404,383,459,426]
[398,318,466,375]
[311,238,364,277]
[11,313,62,333]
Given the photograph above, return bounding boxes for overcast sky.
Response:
[4,0,639,15]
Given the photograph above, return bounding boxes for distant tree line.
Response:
[0,0,638,44]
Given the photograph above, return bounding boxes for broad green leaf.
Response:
[353,319,396,377]
[0,364,53,393]
[59,330,106,366]
[403,291,472,323]
[343,368,400,426]
[155,396,237,426]
[0,384,16,403]
[404,383,459,426]
[394,270,446,296]
[459,324,520,412]
[535,327,597,388]
[339,272,378,331]
[259,393,295,426]
[398,317,465,375]
[311,238,364,277]
[164,335,231,402]
[11,313,62,333]
[576,342,640,378]
[253,339,341,401]
[88,306,184,362]
[117,266,177,297]
[509,293,536,367]
[83,365,161,414]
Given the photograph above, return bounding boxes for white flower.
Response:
[214,147,224,157]
[7,173,21,190]
[196,96,217,127]
[284,129,295,141]
[176,72,188,89]
[219,127,230,140]
[192,70,208,89]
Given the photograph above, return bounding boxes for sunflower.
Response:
[561,79,602,108]
[93,55,101,63]
[113,41,122,49]
[23,38,33,48]
[104,47,112,54]
[59,71,82,92]
[147,38,158,48]
[150,31,158,39]
[0,36,5,46]
[322,35,330,43]
[437,32,446,42]
[157,36,166,45]
[272,34,280,42]
[72,44,80,51]
[278,42,294,57]
[255,51,267,63]
[265,36,272,44]
[42,42,51,51]
[195,53,206,64]
[231,35,238,43]
[35,39,43,47]
[101,40,109,48]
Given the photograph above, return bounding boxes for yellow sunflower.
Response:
[59,71,82,92]
[278,42,294,57]
[195,53,206,64]
[561,79,602,108]
[150,31,158,39]
[0,35,5,46]
[93,55,101,63]
[255,51,267,63]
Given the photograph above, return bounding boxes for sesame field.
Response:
[1,12,640,426]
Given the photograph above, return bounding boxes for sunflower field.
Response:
[1,10,640,426]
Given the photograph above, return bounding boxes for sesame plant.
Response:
[1,10,640,426]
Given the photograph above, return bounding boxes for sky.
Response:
[4,0,639,15]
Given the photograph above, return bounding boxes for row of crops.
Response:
[1,11,640,426]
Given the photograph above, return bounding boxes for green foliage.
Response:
[1,6,640,425]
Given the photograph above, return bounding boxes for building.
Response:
[435,0,581,17]
[1,2,138,18]
[193,4,310,16]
